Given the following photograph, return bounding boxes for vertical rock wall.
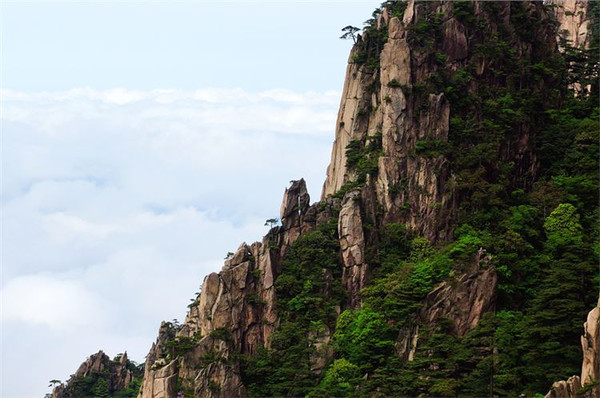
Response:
[135,2,594,397]
[137,180,339,398]
[321,0,568,242]
[321,1,457,242]
[552,0,591,49]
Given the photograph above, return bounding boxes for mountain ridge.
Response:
[51,1,599,397]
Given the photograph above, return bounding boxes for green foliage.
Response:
[275,228,344,324]
[448,224,488,261]
[453,0,476,25]
[333,308,395,370]
[208,328,232,343]
[543,203,584,250]
[344,134,382,182]
[332,134,383,199]
[350,15,388,71]
[413,139,449,157]
[381,1,408,19]
[246,2,600,397]
[165,335,201,359]
[387,78,402,88]
[339,25,360,42]
[91,378,109,398]
[243,220,345,397]
[376,222,411,274]
[314,358,361,397]
[111,379,142,398]
[59,355,144,398]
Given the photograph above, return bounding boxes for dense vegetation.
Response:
[242,217,346,397]
[241,1,599,397]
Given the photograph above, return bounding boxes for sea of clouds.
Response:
[1,87,339,397]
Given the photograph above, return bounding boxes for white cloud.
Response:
[43,212,117,244]
[1,87,338,397]
[1,274,109,331]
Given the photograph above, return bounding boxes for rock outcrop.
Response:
[581,297,600,396]
[321,5,455,243]
[396,266,497,361]
[322,0,567,242]
[137,179,343,398]
[552,0,591,49]
[117,2,598,397]
[138,322,179,398]
[545,296,600,398]
[51,350,137,398]
[338,190,368,308]
[419,266,497,337]
[134,2,580,396]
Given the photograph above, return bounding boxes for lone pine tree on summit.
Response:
[340,25,360,43]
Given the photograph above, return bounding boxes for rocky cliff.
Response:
[137,180,345,398]
[552,0,591,49]
[322,1,456,242]
[53,1,598,397]
[51,351,141,398]
[137,2,572,396]
[321,0,572,244]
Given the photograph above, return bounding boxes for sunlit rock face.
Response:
[52,351,134,398]
[135,1,596,396]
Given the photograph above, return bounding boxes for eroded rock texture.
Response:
[338,190,367,308]
[321,0,567,242]
[52,351,134,398]
[396,266,497,361]
[552,0,591,49]
[138,179,340,398]
[135,2,595,397]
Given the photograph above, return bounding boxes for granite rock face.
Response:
[138,179,340,398]
[338,190,367,308]
[321,0,566,242]
[52,351,135,398]
[419,267,497,337]
[552,0,591,49]
[581,297,600,396]
[396,266,497,361]
[134,1,595,397]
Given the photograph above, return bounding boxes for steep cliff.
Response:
[52,0,599,397]
[552,0,591,49]
[136,2,584,396]
[322,0,566,244]
[137,180,345,398]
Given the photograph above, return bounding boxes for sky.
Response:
[1,1,380,397]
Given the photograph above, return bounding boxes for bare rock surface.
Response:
[338,190,367,308]
[396,267,497,361]
[420,267,497,337]
[551,0,590,49]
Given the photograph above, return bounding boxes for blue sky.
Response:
[1,1,380,397]
[4,1,377,91]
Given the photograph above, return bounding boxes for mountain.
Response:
[49,351,143,398]
[52,1,599,397]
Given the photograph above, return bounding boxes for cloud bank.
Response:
[1,87,339,397]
